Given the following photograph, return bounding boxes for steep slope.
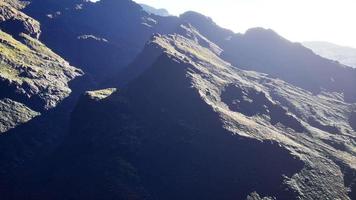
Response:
[0,0,40,38]
[0,30,82,110]
[0,2,82,135]
[0,2,84,198]
[0,98,39,133]
[179,12,356,103]
[39,27,355,200]
[303,41,356,68]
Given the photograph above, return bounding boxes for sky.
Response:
[133,0,356,48]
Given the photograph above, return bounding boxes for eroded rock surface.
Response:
[0,98,39,133]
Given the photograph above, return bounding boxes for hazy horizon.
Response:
[133,0,356,48]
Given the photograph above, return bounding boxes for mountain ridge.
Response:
[46,26,355,199]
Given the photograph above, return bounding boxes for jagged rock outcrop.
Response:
[247,192,275,200]
[0,30,82,110]
[0,0,40,38]
[0,98,39,133]
[0,1,82,130]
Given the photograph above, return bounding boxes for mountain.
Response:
[140,3,171,16]
[303,41,356,68]
[0,0,355,200]
[42,26,355,200]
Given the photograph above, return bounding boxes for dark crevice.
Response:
[308,117,341,134]
[0,79,44,112]
[349,112,356,131]
[334,161,356,200]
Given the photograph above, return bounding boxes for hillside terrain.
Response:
[0,0,355,200]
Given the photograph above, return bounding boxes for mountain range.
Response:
[0,0,355,200]
[303,41,356,68]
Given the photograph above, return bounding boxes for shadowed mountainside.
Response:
[0,0,355,200]
[23,0,179,83]
[30,28,356,200]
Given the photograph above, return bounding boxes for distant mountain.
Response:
[140,3,171,16]
[0,1,355,200]
[303,41,356,68]
[180,12,356,102]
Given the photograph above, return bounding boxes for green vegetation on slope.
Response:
[0,30,82,109]
[85,88,117,101]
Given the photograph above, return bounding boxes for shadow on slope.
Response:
[37,55,305,200]
[349,112,356,131]
[0,74,95,200]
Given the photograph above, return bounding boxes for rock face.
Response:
[0,0,41,38]
[0,30,82,110]
[0,0,355,200]
[0,98,39,133]
[85,88,117,101]
[0,1,82,132]
[303,41,356,68]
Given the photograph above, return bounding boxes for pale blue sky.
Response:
[133,0,356,48]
